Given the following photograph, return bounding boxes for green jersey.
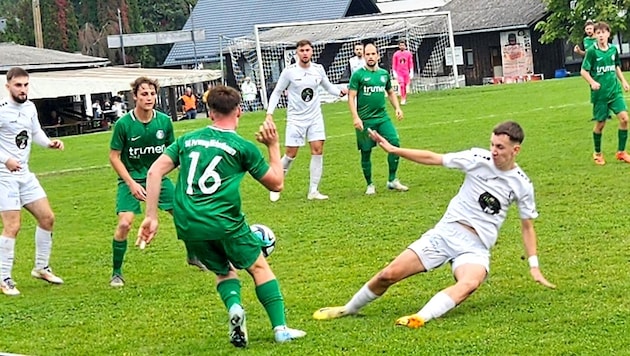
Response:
[110,110,175,181]
[165,126,269,241]
[349,67,392,123]
[583,36,596,52]
[582,44,622,103]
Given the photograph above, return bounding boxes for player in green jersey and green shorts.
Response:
[137,85,306,348]
[109,77,206,288]
[348,43,408,195]
[580,21,630,165]
[574,20,596,57]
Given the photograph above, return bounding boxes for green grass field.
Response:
[2,76,630,355]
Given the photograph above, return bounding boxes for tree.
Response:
[138,0,192,67]
[0,0,35,46]
[0,0,196,67]
[41,0,80,52]
[536,0,630,45]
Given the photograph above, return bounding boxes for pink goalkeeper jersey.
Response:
[392,50,413,76]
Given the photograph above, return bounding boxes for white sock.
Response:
[281,155,294,176]
[344,283,379,314]
[0,236,16,280]
[309,155,323,194]
[35,226,52,270]
[417,291,456,322]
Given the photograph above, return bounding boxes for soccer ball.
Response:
[251,224,276,257]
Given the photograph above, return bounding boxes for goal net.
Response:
[224,11,460,109]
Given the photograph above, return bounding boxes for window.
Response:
[464,49,474,66]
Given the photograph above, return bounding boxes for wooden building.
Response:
[441,0,564,85]
[0,43,221,136]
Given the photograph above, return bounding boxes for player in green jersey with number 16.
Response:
[580,21,630,166]
[137,85,306,348]
[348,43,408,195]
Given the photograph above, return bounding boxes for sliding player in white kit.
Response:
[314,121,555,327]
[266,39,347,202]
[0,67,65,296]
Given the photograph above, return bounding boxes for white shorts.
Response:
[285,117,326,147]
[408,221,490,274]
[0,172,47,211]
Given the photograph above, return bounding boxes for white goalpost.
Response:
[225,11,461,109]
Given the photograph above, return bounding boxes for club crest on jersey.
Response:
[15,130,28,149]
[478,191,501,215]
[381,76,387,83]
[301,88,314,102]
[156,130,165,140]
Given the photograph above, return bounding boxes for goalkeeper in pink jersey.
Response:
[391,40,414,105]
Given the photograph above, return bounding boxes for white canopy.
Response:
[0,67,222,100]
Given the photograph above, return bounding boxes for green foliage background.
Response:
[0,0,196,67]
[536,0,630,45]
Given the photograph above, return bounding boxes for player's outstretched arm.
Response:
[521,219,556,289]
[256,117,283,192]
[368,128,442,165]
[145,155,175,219]
[266,71,290,115]
[138,155,176,246]
[321,72,347,97]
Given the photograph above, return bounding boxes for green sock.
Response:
[112,239,127,276]
[360,150,372,185]
[387,152,400,182]
[217,279,242,311]
[255,279,286,328]
[618,129,628,152]
[593,132,603,153]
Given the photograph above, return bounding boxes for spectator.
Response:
[112,100,125,122]
[179,87,198,120]
[240,77,258,112]
[202,83,212,115]
[92,100,102,119]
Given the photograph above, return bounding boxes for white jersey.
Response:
[0,98,47,176]
[439,148,538,249]
[267,62,341,122]
[349,56,366,75]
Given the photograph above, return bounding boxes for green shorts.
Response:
[115,178,174,214]
[356,119,400,151]
[592,94,628,122]
[183,230,263,275]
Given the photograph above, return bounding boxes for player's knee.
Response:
[247,255,275,281]
[116,218,133,234]
[1,223,20,237]
[376,267,403,286]
[40,212,55,230]
[457,278,483,294]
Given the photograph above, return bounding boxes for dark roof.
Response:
[0,42,109,72]
[439,0,547,34]
[163,0,379,66]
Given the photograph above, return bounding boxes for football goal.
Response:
[224,11,461,109]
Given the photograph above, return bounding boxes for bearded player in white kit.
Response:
[266,39,348,202]
[0,67,65,296]
[314,121,555,327]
